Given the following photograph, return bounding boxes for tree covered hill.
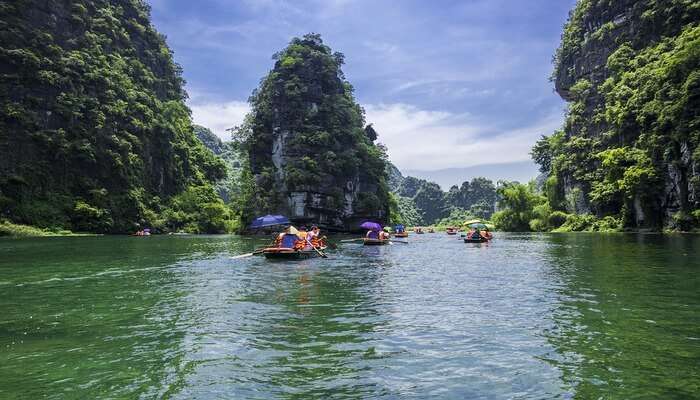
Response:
[530,0,700,231]
[0,0,227,233]
[234,34,391,230]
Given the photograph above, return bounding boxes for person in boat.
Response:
[366,229,380,240]
[297,226,312,250]
[481,230,492,240]
[308,226,324,248]
[379,229,390,240]
[276,226,302,249]
[470,229,482,240]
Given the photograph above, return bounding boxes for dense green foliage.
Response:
[235,34,390,227]
[0,0,228,233]
[492,181,624,232]
[388,193,422,226]
[492,182,546,232]
[536,0,700,231]
[395,175,497,225]
[194,125,224,155]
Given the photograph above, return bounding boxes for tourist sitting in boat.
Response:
[366,229,380,239]
[279,234,299,249]
[276,226,302,249]
[379,230,390,240]
[297,226,311,250]
[469,229,482,240]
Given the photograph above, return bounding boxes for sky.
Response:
[148,0,577,185]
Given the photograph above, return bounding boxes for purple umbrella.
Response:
[360,221,382,231]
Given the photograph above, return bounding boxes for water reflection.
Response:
[1,234,699,398]
[541,234,700,399]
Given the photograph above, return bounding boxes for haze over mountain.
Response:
[403,161,540,190]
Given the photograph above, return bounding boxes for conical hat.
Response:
[287,226,299,235]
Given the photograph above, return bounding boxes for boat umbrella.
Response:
[248,214,291,229]
[468,223,490,231]
[463,219,483,226]
[360,221,382,231]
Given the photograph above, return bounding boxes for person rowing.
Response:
[308,226,325,248]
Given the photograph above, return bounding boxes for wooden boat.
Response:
[464,237,489,243]
[427,228,435,233]
[446,228,458,235]
[262,247,327,259]
[416,230,425,234]
[363,238,390,246]
[394,232,409,238]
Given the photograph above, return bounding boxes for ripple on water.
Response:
[0,233,699,398]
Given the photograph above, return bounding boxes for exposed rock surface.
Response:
[239,34,390,231]
[551,0,700,228]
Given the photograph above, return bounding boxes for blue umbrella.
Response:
[360,221,382,231]
[249,215,290,229]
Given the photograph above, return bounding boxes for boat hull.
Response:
[262,247,326,259]
[363,239,390,246]
[463,237,489,243]
[393,232,409,238]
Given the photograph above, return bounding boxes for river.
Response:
[1,233,698,399]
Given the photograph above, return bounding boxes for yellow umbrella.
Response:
[463,219,483,226]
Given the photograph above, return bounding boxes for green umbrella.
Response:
[468,223,489,230]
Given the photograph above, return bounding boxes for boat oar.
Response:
[339,238,364,243]
[230,248,266,259]
[312,244,328,258]
[389,240,409,244]
[319,236,337,249]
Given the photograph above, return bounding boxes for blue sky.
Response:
[149,0,576,183]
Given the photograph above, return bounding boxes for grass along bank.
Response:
[0,220,98,237]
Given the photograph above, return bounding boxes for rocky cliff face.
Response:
[0,0,224,231]
[548,0,700,229]
[238,34,389,231]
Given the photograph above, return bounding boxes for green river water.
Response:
[0,233,698,399]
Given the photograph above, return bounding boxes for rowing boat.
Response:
[463,237,489,243]
[262,247,327,259]
[394,232,409,238]
[363,238,390,246]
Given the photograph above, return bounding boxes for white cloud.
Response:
[189,101,250,141]
[186,99,562,170]
[364,103,563,171]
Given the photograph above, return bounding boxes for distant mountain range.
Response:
[403,161,540,190]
